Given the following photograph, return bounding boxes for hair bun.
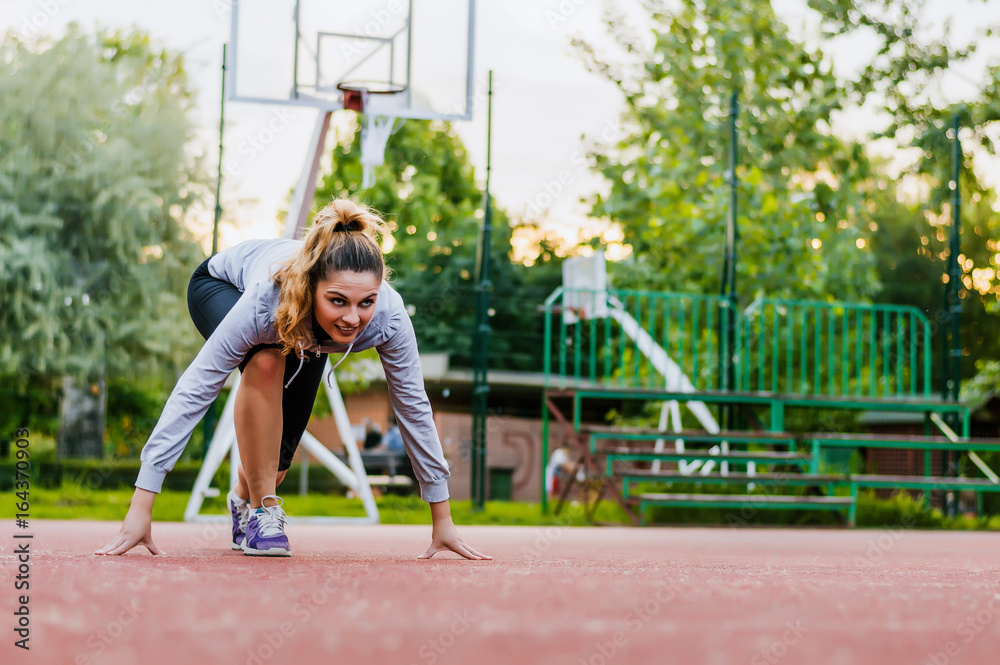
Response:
[332,218,364,233]
[310,198,387,242]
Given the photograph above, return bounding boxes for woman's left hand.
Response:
[418,500,492,560]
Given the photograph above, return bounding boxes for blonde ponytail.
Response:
[272,199,390,356]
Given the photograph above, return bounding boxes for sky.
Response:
[4,0,999,252]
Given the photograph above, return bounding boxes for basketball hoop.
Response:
[336,80,406,113]
[336,81,407,188]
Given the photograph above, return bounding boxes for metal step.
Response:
[632,493,854,506]
[599,449,811,463]
[617,470,842,483]
[583,426,793,440]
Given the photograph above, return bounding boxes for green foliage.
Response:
[575,0,879,302]
[853,489,944,528]
[575,0,1000,392]
[961,359,1000,409]
[807,0,999,145]
[0,458,225,492]
[807,0,1000,380]
[313,118,561,370]
[0,26,205,387]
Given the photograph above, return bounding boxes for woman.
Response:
[96,199,490,560]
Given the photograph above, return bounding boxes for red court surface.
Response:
[2,520,999,665]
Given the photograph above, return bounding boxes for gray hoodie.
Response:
[136,238,450,503]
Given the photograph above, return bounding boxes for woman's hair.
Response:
[272,199,389,357]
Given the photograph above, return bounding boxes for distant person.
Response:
[383,414,404,453]
[363,417,382,450]
[96,199,490,561]
[546,444,577,497]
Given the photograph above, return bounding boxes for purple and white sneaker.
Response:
[242,495,291,557]
[228,489,250,551]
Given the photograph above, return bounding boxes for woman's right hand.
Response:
[95,488,163,556]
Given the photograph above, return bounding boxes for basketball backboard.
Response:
[562,253,609,324]
[229,0,475,121]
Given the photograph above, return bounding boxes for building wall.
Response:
[436,413,568,502]
[306,387,565,503]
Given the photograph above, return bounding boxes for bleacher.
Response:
[540,258,1000,526]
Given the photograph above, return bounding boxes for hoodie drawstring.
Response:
[284,341,306,389]
[283,338,356,390]
[326,339,355,389]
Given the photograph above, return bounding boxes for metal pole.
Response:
[204,43,227,458]
[292,0,301,99]
[719,92,738,429]
[944,114,962,516]
[945,114,962,404]
[212,43,226,256]
[470,71,493,510]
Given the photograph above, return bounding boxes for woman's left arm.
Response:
[376,305,492,560]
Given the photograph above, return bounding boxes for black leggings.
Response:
[187,258,327,471]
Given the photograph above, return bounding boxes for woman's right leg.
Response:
[236,467,287,500]
[233,347,285,509]
[187,260,285,510]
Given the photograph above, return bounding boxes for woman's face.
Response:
[313,270,381,344]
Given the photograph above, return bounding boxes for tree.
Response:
[313,118,561,371]
[574,0,881,303]
[577,0,1000,397]
[807,0,1000,386]
[0,27,205,454]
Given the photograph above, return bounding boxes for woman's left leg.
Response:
[277,354,329,474]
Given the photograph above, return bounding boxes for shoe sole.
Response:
[231,542,243,551]
[242,546,291,557]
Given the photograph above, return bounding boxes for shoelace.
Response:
[231,493,251,532]
[254,495,289,538]
[237,502,251,533]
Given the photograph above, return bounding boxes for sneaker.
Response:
[228,489,250,551]
[242,495,291,557]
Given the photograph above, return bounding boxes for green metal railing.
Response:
[543,288,932,399]
[737,298,932,397]
[544,287,731,392]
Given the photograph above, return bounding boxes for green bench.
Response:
[611,467,1000,526]
[584,427,795,454]
[630,493,855,526]
[600,449,813,474]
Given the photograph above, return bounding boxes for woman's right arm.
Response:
[95,488,163,555]
[97,281,273,555]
